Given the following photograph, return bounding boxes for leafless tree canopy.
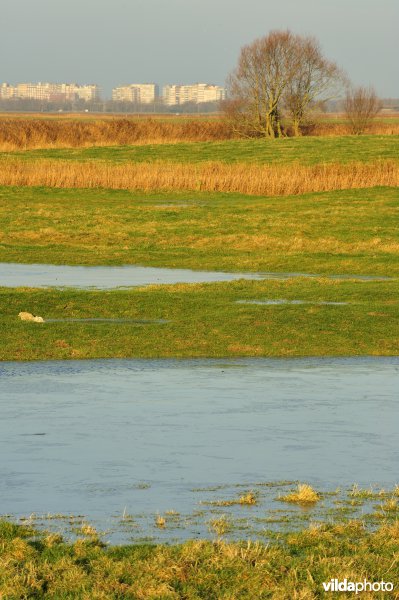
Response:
[225,30,346,138]
[283,37,345,136]
[344,86,382,134]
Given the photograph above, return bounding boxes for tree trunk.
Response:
[265,113,275,138]
[292,118,301,137]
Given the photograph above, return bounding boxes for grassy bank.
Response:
[1,518,398,599]
[1,278,398,360]
[1,186,398,275]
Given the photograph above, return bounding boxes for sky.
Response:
[1,0,398,98]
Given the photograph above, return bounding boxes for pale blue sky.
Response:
[1,0,398,97]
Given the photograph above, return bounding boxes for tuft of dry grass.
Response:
[79,523,98,537]
[205,491,258,507]
[155,514,166,529]
[349,484,387,499]
[239,492,258,506]
[378,499,398,512]
[208,515,231,537]
[1,157,398,196]
[280,484,320,505]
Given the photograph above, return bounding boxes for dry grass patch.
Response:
[183,233,399,254]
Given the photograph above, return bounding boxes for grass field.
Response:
[4,134,399,164]
[1,518,399,599]
[1,181,398,361]
[1,277,398,360]
[1,186,398,275]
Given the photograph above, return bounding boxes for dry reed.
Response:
[0,117,398,150]
[302,120,399,137]
[1,158,398,196]
[0,118,234,150]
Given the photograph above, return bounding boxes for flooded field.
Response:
[1,357,398,543]
[0,262,391,289]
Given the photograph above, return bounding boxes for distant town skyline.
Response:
[2,0,398,97]
[0,81,227,106]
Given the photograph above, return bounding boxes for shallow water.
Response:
[0,262,391,289]
[236,299,349,306]
[0,263,262,288]
[45,318,168,324]
[1,357,398,542]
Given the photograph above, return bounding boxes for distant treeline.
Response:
[1,98,398,115]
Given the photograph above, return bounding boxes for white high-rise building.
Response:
[0,83,15,99]
[163,83,226,106]
[0,82,101,102]
[112,83,158,104]
[74,84,101,102]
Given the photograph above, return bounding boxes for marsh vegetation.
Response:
[2,481,399,598]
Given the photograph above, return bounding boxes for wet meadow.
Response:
[0,116,398,597]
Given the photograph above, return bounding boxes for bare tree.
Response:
[283,37,345,136]
[344,86,381,134]
[225,30,302,138]
[225,30,345,138]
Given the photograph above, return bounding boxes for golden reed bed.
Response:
[1,158,398,196]
[0,117,398,150]
[0,118,233,149]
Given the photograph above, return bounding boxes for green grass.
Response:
[1,278,397,360]
[1,184,397,359]
[1,186,398,276]
[1,518,398,598]
[3,134,399,164]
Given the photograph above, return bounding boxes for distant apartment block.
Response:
[163,83,226,106]
[112,83,159,104]
[0,82,101,102]
[0,83,15,99]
